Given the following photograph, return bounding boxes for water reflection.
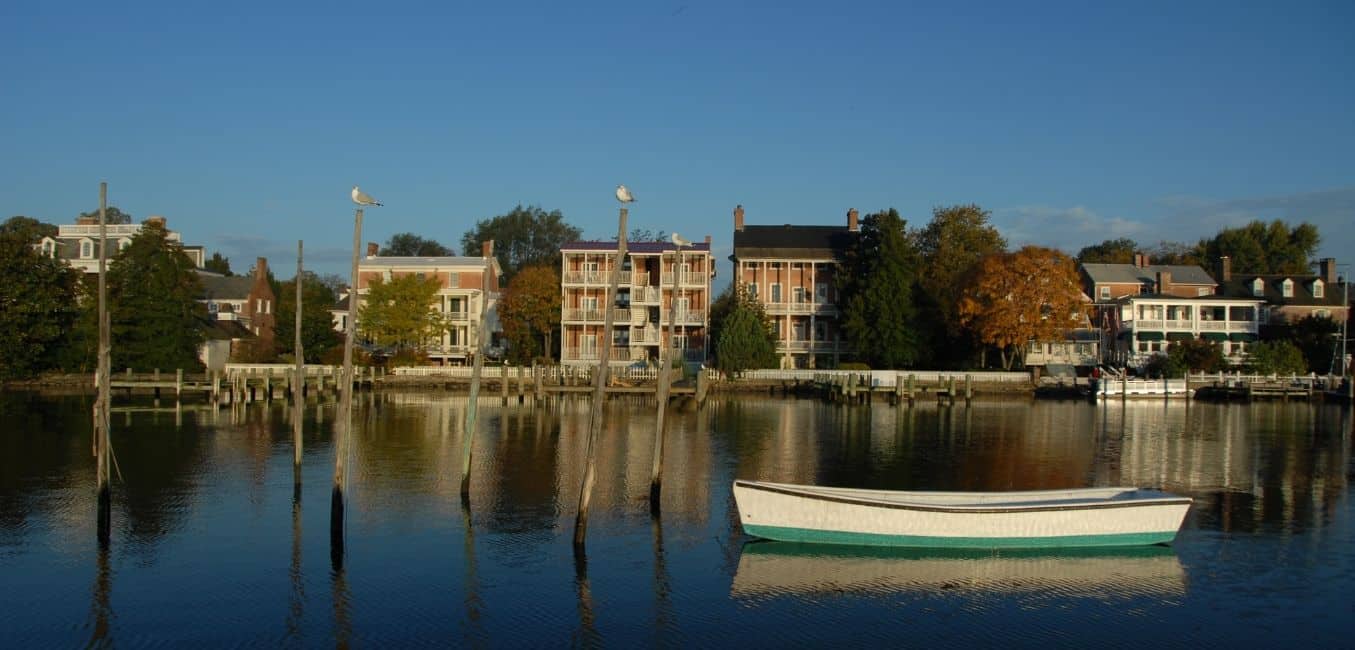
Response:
[731,542,1186,600]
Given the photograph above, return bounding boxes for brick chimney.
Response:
[1156,270,1172,294]
[1217,256,1232,282]
[847,208,859,232]
[482,239,494,258]
[255,257,268,279]
[734,204,745,232]
[1133,252,1150,268]
[1319,257,1337,284]
[366,242,379,257]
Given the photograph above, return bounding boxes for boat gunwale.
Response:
[734,480,1193,515]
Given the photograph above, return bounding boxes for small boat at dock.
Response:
[733,480,1192,549]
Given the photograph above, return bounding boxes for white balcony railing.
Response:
[764,301,837,314]
[660,272,707,287]
[562,346,632,361]
[445,311,471,322]
[631,328,660,344]
[777,340,840,353]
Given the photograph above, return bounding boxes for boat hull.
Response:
[734,481,1191,549]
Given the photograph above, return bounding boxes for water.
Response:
[1,392,1352,647]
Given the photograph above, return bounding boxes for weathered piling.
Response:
[293,240,304,484]
[460,241,494,503]
[94,182,112,545]
[650,237,684,514]
[333,207,364,558]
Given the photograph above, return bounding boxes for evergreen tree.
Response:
[204,252,233,276]
[106,221,207,371]
[276,272,341,363]
[460,205,581,281]
[714,287,776,376]
[0,229,81,379]
[838,208,927,368]
[1199,220,1320,274]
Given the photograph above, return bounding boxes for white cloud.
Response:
[993,205,1152,253]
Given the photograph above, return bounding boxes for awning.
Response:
[1135,331,1164,341]
[1116,330,1132,341]
[1229,332,1258,342]
[1201,332,1228,342]
[1166,332,1194,341]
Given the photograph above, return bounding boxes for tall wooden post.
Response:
[461,242,494,504]
[574,208,628,550]
[95,182,112,545]
[650,241,683,513]
[333,209,363,555]
[293,240,305,486]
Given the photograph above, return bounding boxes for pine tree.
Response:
[714,287,777,376]
[0,230,81,379]
[838,208,926,369]
[106,221,208,371]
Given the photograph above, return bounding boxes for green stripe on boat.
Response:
[742,524,1177,548]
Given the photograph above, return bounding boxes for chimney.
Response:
[255,257,268,280]
[1320,257,1337,285]
[1156,270,1172,294]
[847,208,859,232]
[1217,256,1232,282]
[704,234,711,246]
[366,242,379,258]
[1133,253,1150,268]
[734,204,745,232]
[482,239,494,258]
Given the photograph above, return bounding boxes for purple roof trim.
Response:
[562,241,711,253]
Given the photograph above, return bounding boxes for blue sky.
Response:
[3,1,1352,288]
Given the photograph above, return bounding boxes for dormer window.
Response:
[1251,278,1264,297]
[1281,278,1293,298]
[41,239,56,257]
[1313,279,1324,298]
[119,238,131,251]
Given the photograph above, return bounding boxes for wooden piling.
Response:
[333,208,364,557]
[460,241,494,503]
[501,364,509,404]
[293,240,305,485]
[94,182,112,545]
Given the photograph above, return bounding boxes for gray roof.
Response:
[732,225,858,260]
[1219,275,1350,307]
[1081,263,1216,286]
[198,271,253,300]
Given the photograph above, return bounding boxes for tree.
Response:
[626,228,667,243]
[77,206,132,225]
[1146,240,1202,266]
[0,229,80,379]
[1246,340,1307,375]
[916,204,1007,367]
[1266,314,1340,374]
[1199,220,1320,274]
[358,274,445,352]
[839,208,928,368]
[1076,237,1139,264]
[957,246,1086,370]
[499,264,562,364]
[1,216,58,243]
[276,272,342,363]
[384,232,453,256]
[460,205,581,280]
[204,252,233,276]
[106,220,207,371]
[714,287,777,376]
[1143,338,1225,377]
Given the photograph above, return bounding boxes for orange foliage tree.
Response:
[957,246,1087,369]
[500,264,562,363]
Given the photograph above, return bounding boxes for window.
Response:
[265,300,271,314]
[1252,278,1264,296]
[449,272,460,286]
[581,296,599,310]
[1281,279,1293,298]
[1099,286,1110,300]
[770,283,782,303]
[745,283,758,298]
[672,333,687,350]
[80,240,92,258]
[816,283,828,302]
[580,334,597,355]
[793,286,805,303]
[1197,287,1211,296]
[1313,280,1324,298]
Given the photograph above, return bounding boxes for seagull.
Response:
[671,232,692,248]
[352,186,383,207]
[615,184,635,203]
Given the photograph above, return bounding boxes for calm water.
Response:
[2,391,1352,647]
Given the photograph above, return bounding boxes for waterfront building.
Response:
[196,257,277,367]
[38,215,205,274]
[1213,256,1350,326]
[558,237,714,368]
[730,205,857,369]
[333,242,502,365]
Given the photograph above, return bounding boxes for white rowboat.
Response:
[733,480,1192,549]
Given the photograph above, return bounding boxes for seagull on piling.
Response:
[615,185,635,203]
[671,232,692,248]
[351,186,383,207]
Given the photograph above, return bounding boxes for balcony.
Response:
[631,328,660,344]
[562,307,631,323]
[562,346,632,361]
[563,270,630,285]
[660,271,707,287]
[764,301,837,315]
[632,287,660,304]
[776,340,841,353]
[445,311,471,322]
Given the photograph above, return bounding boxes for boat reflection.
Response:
[731,541,1186,600]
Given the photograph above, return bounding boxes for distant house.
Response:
[1214,256,1349,326]
[38,215,205,274]
[730,205,858,369]
[196,257,276,368]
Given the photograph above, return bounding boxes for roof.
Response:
[1081,263,1216,286]
[360,255,504,278]
[562,241,712,254]
[732,225,858,260]
[1218,275,1349,307]
[1113,293,1265,305]
[197,271,253,299]
[201,319,254,341]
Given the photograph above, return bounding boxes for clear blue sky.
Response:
[4,1,1352,288]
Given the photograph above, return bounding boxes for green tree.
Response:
[359,274,445,351]
[106,221,207,371]
[714,287,777,376]
[499,264,562,364]
[1,216,58,242]
[1145,338,1226,377]
[76,206,132,225]
[1200,220,1320,274]
[626,228,667,243]
[1146,240,1202,266]
[1266,315,1340,374]
[839,208,928,368]
[384,232,453,256]
[204,252,233,276]
[0,229,81,379]
[1246,340,1307,375]
[460,205,581,280]
[276,272,342,363]
[1076,237,1139,264]
[916,204,1007,367]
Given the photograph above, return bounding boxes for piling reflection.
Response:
[731,542,1186,600]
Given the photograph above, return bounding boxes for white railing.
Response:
[561,346,632,361]
[676,310,705,324]
[631,328,660,344]
[445,311,471,322]
[730,369,1031,385]
[632,287,660,304]
[563,308,605,322]
[764,301,836,314]
[778,340,840,353]
[631,271,650,286]
[223,363,340,377]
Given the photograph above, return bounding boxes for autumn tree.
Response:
[384,232,453,256]
[358,274,445,352]
[276,271,342,363]
[107,220,207,371]
[1199,220,1320,274]
[839,208,928,368]
[460,205,581,280]
[1076,238,1139,264]
[499,264,562,363]
[957,246,1086,370]
[714,287,777,376]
